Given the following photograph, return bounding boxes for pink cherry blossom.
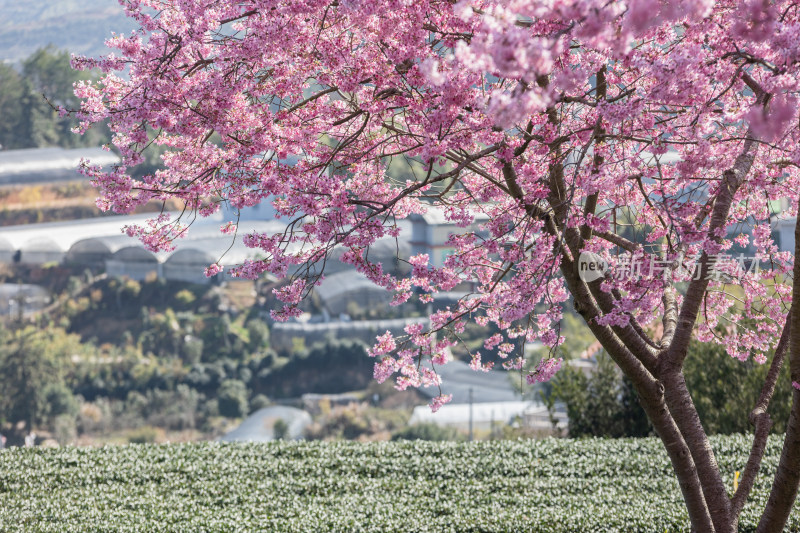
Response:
[204,263,223,278]
[429,394,453,413]
[526,357,563,385]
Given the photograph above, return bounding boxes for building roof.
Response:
[0,199,418,280]
[1,212,156,252]
[410,205,491,226]
[219,406,312,442]
[314,270,390,303]
[418,359,521,404]
[273,316,428,333]
[1,211,287,267]
[410,400,535,425]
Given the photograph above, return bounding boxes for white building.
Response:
[219,406,312,442]
[409,206,489,268]
[409,400,567,433]
[773,216,796,253]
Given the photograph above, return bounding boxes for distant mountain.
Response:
[0,0,137,63]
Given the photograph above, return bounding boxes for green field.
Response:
[0,435,797,532]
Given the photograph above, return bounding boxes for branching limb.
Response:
[757,216,800,533]
[661,287,678,348]
[732,313,791,518]
[662,131,761,370]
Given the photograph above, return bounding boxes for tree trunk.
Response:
[661,368,733,533]
[758,402,800,532]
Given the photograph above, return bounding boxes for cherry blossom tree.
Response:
[74,0,800,531]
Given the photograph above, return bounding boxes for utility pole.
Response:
[14,284,25,327]
[468,387,473,442]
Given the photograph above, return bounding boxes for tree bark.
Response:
[634,377,717,532]
[757,397,800,532]
[661,369,733,533]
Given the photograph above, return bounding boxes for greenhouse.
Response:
[0,146,119,185]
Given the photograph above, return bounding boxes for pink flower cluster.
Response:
[527,358,564,385]
[429,394,453,413]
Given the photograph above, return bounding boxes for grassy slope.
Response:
[1,436,798,532]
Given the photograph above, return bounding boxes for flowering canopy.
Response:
[75,1,800,531]
[75,0,799,403]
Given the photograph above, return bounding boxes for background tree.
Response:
[251,340,372,399]
[74,2,800,531]
[0,46,109,150]
[684,339,794,435]
[0,325,80,434]
[548,351,652,438]
[245,318,270,353]
[217,379,248,419]
[0,63,36,150]
[272,418,289,440]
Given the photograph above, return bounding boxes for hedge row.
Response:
[0,435,798,532]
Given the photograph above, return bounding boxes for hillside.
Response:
[0,0,136,63]
[1,436,798,532]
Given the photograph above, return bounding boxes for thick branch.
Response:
[557,231,715,532]
[579,67,606,244]
[662,134,760,369]
[540,135,659,367]
[502,161,655,378]
[508,139,714,531]
[757,215,800,533]
[285,86,339,113]
[732,314,791,518]
[661,287,678,348]
[592,230,640,252]
[636,385,716,533]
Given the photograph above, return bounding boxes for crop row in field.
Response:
[0,435,797,532]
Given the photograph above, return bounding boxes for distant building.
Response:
[0,212,286,281]
[0,147,119,185]
[219,406,312,442]
[314,270,392,315]
[417,359,521,404]
[410,358,567,433]
[409,400,567,433]
[0,205,414,290]
[409,207,489,268]
[773,216,796,253]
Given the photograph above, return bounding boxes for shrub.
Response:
[127,426,160,444]
[217,379,248,418]
[391,423,462,441]
[249,394,271,413]
[272,419,289,440]
[174,289,195,306]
